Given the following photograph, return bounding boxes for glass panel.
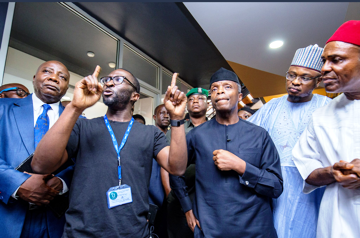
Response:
[123,46,158,88]
[177,80,191,94]
[133,93,154,125]
[161,70,172,94]
[3,2,118,119]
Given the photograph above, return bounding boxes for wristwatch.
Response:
[170,119,185,127]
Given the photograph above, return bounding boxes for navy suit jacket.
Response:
[0,95,74,238]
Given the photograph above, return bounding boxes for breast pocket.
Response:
[238,148,262,168]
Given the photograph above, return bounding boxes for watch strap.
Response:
[170,119,185,127]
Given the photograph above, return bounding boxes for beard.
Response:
[103,88,132,107]
[287,94,303,102]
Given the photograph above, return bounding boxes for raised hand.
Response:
[164,73,187,120]
[72,65,103,111]
[17,174,59,206]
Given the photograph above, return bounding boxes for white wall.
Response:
[134,97,153,125]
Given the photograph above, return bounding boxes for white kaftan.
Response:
[293,93,360,238]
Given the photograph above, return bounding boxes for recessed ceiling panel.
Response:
[185,2,349,77]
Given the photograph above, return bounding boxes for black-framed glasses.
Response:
[286,72,321,84]
[99,76,138,93]
[0,87,30,97]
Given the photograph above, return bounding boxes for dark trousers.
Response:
[166,192,193,238]
[153,198,169,238]
[20,208,49,238]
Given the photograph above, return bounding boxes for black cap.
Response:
[210,67,240,87]
[238,106,256,115]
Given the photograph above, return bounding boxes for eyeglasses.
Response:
[99,76,138,92]
[286,72,321,84]
[0,87,30,97]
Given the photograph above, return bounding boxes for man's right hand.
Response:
[185,209,201,232]
[17,174,59,206]
[71,65,103,112]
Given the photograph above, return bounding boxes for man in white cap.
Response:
[293,20,360,238]
[249,44,331,238]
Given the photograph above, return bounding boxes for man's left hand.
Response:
[46,177,63,193]
[213,149,246,175]
[164,73,187,120]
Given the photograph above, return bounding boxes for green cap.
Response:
[186,87,209,98]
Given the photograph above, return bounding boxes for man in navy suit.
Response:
[0,60,74,238]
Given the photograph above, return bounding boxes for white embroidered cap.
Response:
[290,44,324,72]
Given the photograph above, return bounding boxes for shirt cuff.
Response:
[57,177,69,195]
[303,181,321,194]
[178,196,192,213]
[11,187,20,200]
[239,162,260,189]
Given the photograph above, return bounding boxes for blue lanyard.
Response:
[104,115,134,186]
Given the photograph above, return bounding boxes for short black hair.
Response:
[238,106,256,115]
[133,114,146,124]
[118,68,140,93]
[154,104,165,115]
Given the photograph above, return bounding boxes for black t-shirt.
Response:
[63,117,168,238]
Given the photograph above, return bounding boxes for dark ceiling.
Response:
[9,2,234,89]
[10,2,118,79]
[75,2,233,88]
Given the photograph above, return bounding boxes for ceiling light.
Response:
[87,51,95,57]
[108,62,116,68]
[269,41,283,49]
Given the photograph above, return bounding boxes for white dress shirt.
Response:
[293,93,360,238]
[32,93,60,128]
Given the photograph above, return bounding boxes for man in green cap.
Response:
[165,87,208,238]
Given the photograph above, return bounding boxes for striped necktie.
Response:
[34,104,51,148]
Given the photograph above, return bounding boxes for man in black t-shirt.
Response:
[31,66,188,237]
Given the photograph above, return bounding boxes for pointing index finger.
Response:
[92,65,101,78]
[171,73,178,88]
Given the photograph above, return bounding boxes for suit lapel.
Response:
[12,95,35,155]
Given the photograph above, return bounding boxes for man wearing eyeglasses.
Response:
[31,67,187,237]
[249,45,331,238]
[0,83,30,98]
[0,61,74,238]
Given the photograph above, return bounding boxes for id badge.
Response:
[106,184,133,209]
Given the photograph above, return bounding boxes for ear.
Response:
[130,91,140,103]
[0,93,3,98]
[153,115,156,121]
[238,92,243,103]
